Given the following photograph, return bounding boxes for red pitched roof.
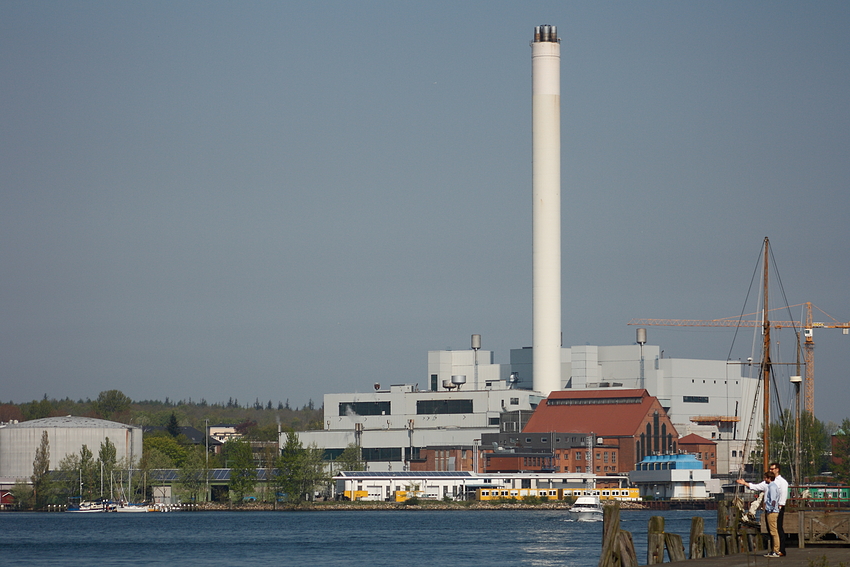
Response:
[523,389,671,437]
[678,433,715,445]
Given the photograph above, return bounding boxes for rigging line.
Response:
[770,363,791,463]
[768,244,802,336]
[738,365,762,481]
[726,243,764,362]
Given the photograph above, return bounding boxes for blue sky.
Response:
[2,2,848,424]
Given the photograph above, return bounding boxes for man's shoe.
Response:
[764,552,780,557]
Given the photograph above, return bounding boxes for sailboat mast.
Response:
[762,237,771,472]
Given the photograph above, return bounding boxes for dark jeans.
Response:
[777,506,786,554]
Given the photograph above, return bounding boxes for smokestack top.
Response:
[533,25,559,43]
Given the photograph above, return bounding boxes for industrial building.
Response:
[629,453,714,500]
[429,338,758,474]
[0,416,143,480]
[297,381,542,472]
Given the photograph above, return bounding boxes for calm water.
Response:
[0,509,715,566]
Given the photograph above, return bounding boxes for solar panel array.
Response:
[337,471,475,478]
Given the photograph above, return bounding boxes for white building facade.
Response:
[297,382,543,472]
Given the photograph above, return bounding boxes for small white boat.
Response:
[568,496,603,522]
[115,502,150,513]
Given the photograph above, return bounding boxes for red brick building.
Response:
[677,433,717,475]
[409,446,475,472]
[521,389,680,473]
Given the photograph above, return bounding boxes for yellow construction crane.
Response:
[628,302,849,415]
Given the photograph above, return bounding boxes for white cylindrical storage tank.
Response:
[0,416,144,479]
[471,334,481,350]
[636,328,647,345]
[451,375,467,390]
[531,25,562,397]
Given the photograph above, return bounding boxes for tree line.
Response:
[12,426,365,510]
[0,389,324,434]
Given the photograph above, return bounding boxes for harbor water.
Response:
[0,509,715,566]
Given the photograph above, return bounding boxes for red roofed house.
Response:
[677,433,717,475]
[522,389,680,474]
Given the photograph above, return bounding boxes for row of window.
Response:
[339,399,477,417]
[547,397,641,406]
[511,436,591,445]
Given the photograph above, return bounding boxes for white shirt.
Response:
[745,473,788,506]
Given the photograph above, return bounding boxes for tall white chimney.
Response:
[531,25,561,396]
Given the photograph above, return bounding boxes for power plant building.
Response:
[297,26,758,480]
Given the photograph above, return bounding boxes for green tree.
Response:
[79,445,98,501]
[334,443,364,472]
[93,390,132,420]
[274,431,304,502]
[274,432,328,503]
[22,397,54,421]
[31,431,52,509]
[224,439,256,503]
[57,453,82,502]
[11,481,34,510]
[300,444,328,500]
[178,446,208,503]
[166,412,181,437]
[832,418,850,484]
[98,437,117,499]
[144,435,188,468]
[751,409,830,482]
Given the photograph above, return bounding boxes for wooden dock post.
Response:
[647,515,665,564]
[689,516,717,559]
[645,514,688,563]
[598,502,637,567]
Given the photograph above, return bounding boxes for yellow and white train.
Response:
[475,487,640,502]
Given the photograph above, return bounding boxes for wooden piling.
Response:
[598,502,637,567]
[647,515,665,564]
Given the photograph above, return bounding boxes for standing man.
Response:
[763,471,781,557]
[738,462,788,556]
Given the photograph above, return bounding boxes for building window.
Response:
[489,417,500,426]
[683,396,709,403]
[510,398,519,405]
[430,374,438,391]
[416,399,473,415]
[361,447,402,461]
[541,438,548,443]
[339,401,391,416]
